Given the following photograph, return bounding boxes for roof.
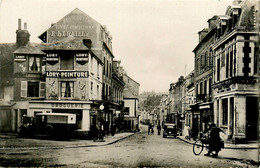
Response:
[39,8,101,42]
[0,43,16,86]
[13,43,47,55]
[43,36,89,50]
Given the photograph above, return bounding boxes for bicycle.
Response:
[193,132,210,155]
[193,132,224,156]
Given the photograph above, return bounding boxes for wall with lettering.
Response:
[46,8,101,49]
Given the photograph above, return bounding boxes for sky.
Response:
[0,0,232,93]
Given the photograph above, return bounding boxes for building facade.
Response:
[212,0,259,141]
[123,74,140,132]
[0,8,139,136]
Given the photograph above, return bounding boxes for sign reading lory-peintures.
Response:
[46,8,99,46]
[46,71,89,78]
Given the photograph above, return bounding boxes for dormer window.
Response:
[29,56,40,72]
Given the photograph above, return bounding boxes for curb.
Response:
[0,133,135,150]
[177,137,258,150]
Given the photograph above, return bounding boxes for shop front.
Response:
[28,100,94,131]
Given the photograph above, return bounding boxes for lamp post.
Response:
[98,104,105,142]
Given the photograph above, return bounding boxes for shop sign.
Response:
[14,55,26,62]
[51,103,83,108]
[75,53,88,65]
[46,53,58,65]
[199,105,210,109]
[46,71,89,78]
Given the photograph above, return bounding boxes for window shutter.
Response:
[21,81,27,98]
[39,82,46,98]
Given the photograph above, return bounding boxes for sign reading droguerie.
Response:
[46,71,89,78]
[51,103,83,108]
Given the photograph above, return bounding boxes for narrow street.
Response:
[0,125,257,167]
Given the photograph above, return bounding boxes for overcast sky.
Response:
[0,0,232,93]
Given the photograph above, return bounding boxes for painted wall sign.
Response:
[46,53,59,61]
[75,53,88,62]
[46,71,89,78]
[14,55,26,62]
[46,9,99,46]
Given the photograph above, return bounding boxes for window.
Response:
[209,78,212,97]
[204,80,207,95]
[217,58,220,81]
[60,55,74,70]
[222,98,228,125]
[226,51,229,78]
[103,57,106,75]
[97,85,99,99]
[21,81,45,98]
[61,81,74,98]
[97,63,100,77]
[29,56,40,72]
[28,82,40,97]
[91,82,93,94]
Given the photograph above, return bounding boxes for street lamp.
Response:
[98,103,105,142]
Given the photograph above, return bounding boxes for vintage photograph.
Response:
[0,0,259,167]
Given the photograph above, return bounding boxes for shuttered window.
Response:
[20,81,45,98]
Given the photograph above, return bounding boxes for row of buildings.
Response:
[158,0,259,143]
[0,8,140,136]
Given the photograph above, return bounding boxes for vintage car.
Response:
[163,123,177,138]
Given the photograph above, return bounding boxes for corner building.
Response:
[212,0,259,142]
[11,8,122,135]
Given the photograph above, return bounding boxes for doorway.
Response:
[246,97,258,140]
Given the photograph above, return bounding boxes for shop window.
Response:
[60,55,74,70]
[61,81,74,98]
[29,56,40,72]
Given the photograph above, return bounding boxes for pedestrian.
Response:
[157,124,161,135]
[151,124,154,135]
[111,123,115,136]
[148,123,152,135]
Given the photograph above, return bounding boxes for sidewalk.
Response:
[0,132,134,150]
[177,136,258,149]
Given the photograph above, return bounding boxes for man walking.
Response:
[157,124,161,135]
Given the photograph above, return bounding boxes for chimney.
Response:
[16,19,30,48]
[18,18,21,30]
[24,22,27,30]
[83,39,92,49]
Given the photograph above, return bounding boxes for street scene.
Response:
[0,0,259,167]
[0,125,258,167]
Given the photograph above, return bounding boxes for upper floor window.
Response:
[21,81,45,98]
[61,81,74,98]
[60,55,74,70]
[29,56,40,72]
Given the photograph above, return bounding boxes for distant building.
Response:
[123,74,140,132]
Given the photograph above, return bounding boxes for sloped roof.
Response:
[238,0,257,29]
[43,36,89,50]
[39,8,101,41]
[0,43,16,86]
[13,43,47,55]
